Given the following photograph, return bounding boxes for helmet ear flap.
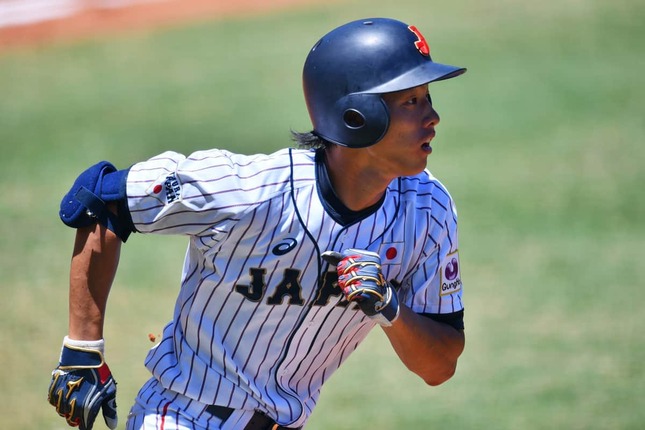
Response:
[334,93,389,148]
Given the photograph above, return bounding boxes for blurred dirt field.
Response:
[0,0,324,51]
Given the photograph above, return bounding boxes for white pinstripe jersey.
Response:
[126,147,464,427]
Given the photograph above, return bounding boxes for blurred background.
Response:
[1,0,644,428]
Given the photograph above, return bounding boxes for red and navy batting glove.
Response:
[48,337,118,430]
[322,249,400,326]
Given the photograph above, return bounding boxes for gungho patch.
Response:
[440,250,462,296]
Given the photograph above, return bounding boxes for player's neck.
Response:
[323,146,392,212]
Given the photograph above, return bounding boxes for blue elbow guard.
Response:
[59,161,134,242]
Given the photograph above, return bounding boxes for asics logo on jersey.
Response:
[272,238,298,256]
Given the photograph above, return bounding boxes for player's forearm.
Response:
[68,221,121,340]
[383,305,464,386]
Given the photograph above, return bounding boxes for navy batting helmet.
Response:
[303,18,466,148]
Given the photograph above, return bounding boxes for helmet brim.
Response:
[361,62,466,95]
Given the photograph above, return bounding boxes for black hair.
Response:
[290,130,332,150]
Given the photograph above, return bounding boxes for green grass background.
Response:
[1,0,644,428]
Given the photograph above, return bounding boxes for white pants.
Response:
[126,378,258,430]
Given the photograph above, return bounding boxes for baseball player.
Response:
[48,17,467,429]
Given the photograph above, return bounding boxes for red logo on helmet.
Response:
[408,25,430,57]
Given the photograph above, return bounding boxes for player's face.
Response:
[368,84,440,177]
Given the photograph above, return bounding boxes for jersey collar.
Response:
[314,148,385,226]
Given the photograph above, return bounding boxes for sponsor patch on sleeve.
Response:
[146,172,182,204]
[440,250,462,296]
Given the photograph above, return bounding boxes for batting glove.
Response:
[322,249,400,326]
[48,337,118,430]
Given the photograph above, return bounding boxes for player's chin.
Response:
[402,157,430,177]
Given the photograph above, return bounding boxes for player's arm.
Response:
[49,162,134,430]
[47,218,121,430]
[323,249,464,386]
[60,160,133,338]
[68,211,121,341]
[382,306,464,386]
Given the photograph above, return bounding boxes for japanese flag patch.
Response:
[440,250,462,296]
[146,172,182,204]
[379,242,404,265]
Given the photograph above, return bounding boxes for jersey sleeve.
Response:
[125,149,288,236]
[400,192,464,318]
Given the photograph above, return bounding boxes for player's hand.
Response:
[48,338,118,430]
[322,249,400,326]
